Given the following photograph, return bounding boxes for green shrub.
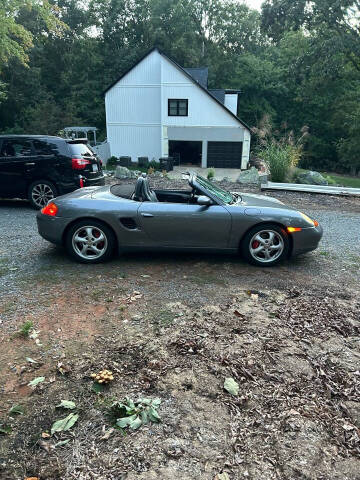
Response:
[106,156,118,169]
[18,320,33,337]
[258,143,294,183]
[207,168,215,180]
[148,159,160,171]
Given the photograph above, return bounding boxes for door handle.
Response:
[141,213,154,217]
[25,162,35,166]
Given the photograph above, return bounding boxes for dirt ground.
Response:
[0,179,359,480]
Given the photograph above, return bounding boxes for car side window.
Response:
[33,139,58,156]
[0,139,33,157]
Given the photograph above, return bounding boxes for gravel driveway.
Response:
[0,186,359,298]
[1,186,359,480]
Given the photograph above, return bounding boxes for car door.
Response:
[0,138,37,197]
[137,201,232,248]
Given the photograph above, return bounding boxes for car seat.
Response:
[133,176,158,202]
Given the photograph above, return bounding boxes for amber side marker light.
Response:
[41,202,58,217]
[313,220,319,227]
[287,227,302,233]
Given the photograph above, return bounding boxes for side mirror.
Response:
[197,195,212,206]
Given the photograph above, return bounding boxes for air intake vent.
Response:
[120,217,138,230]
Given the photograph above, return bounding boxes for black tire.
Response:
[28,180,58,210]
[241,223,289,267]
[65,219,116,264]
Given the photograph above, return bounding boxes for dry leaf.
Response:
[41,432,51,439]
[100,427,114,440]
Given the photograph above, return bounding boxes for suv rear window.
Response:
[68,143,94,156]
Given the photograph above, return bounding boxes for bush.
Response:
[106,156,118,169]
[207,168,215,180]
[258,143,295,183]
[148,159,161,171]
[252,115,306,183]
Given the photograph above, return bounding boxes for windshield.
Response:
[194,175,234,204]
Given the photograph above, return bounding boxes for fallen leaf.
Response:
[28,376,45,387]
[100,427,114,440]
[25,477,39,480]
[55,439,71,447]
[9,404,24,415]
[51,413,79,435]
[25,357,37,364]
[215,474,230,480]
[29,330,40,339]
[234,310,244,318]
[57,362,70,375]
[224,377,239,396]
[56,400,76,410]
[41,432,51,439]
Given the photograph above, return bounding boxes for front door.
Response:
[137,202,231,248]
[0,138,38,197]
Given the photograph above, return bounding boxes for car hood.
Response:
[234,192,295,210]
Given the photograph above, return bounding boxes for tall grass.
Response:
[252,115,308,183]
[258,144,293,182]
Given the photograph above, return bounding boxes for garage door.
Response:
[207,141,243,168]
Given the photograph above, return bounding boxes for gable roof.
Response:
[208,89,225,104]
[103,47,250,131]
[183,67,208,89]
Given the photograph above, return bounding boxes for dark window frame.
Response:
[168,99,188,117]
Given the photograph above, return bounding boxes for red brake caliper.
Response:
[252,240,260,249]
[94,229,104,249]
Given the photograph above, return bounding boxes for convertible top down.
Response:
[37,172,323,266]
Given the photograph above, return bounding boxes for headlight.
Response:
[299,212,319,227]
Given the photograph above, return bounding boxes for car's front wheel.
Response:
[241,223,289,267]
[28,180,57,209]
[65,220,116,264]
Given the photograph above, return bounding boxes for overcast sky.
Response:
[244,0,264,11]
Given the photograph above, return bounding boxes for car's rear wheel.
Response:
[28,180,57,209]
[241,223,289,267]
[65,220,116,264]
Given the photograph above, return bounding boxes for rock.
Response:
[152,171,164,178]
[237,167,260,185]
[114,166,136,179]
[296,170,328,186]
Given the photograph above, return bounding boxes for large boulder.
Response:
[114,166,137,179]
[237,167,260,185]
[296,170,328,186]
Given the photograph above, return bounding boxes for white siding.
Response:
[107,125,161,161]
[105,50,162,160]
[224,94,238,116]
[161,56,242,128]
[104,49,250,167]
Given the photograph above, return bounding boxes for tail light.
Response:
[41,202,58,216]
[72,158,91,170]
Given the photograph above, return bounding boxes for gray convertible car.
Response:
[37,172,322,266]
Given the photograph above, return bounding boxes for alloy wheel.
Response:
[31,183,55,208]
[249,229,284,264]
[72,226,108,260]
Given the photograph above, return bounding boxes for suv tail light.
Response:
[72,158,91,170]
[41,202,58,216]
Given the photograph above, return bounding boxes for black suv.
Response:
[0,135,105,208]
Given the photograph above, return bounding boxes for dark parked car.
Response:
[0,135,105,208]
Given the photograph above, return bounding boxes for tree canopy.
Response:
[0,0,359,173]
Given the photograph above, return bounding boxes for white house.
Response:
[104,47,251,169]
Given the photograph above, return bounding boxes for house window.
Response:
[168,99,188,117]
